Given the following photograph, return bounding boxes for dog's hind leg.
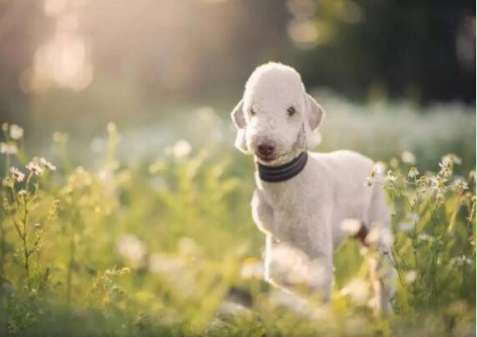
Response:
[366,184,396,315]
[367,251,395,314]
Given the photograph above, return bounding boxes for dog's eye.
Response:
[250,108,256,116]
[287,106,296,117]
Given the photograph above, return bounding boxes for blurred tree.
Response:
[293,0,475,104]
[0,0,51,124]
[0,0,474,126]
[82,0,290,100]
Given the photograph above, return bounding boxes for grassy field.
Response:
[0,98,475,337]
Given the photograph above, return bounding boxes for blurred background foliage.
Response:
[0,0,475,125]
[0,0,474,172]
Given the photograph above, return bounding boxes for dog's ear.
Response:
[305,93,325,130]
[230,99,250,154]
[231,99,245,129]
[304,94,326,148]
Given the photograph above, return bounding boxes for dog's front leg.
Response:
[251,189,274,234]
[301,213,334,302]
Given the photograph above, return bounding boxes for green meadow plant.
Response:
[0,122,474,337]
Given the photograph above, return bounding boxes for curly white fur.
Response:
[231,62,396,313]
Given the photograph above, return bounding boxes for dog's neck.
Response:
[256,151,308,183]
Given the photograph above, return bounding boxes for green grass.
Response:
[0,104,475,337]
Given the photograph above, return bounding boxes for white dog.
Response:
[231,62,395,313]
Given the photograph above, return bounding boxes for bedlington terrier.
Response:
[230,62,395,314]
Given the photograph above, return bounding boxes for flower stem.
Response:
[66,233,76,304]
[21,193,31,290]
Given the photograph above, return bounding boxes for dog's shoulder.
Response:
[309,150,373,168]
[307,150,374,185]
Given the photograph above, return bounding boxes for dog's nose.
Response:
[257,143,275,157]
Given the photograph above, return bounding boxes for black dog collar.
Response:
[257,152,308,183]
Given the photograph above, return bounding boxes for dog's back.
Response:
[307,150,386,247]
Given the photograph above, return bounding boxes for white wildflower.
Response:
[340,278,370,305]
[389,158,399,169]
[365,226,392,248]
[149,253,183,274]
[417,233,433,242]
[170,139,192,159]
[26,160,44,176]
[451,255,473,266]
[39,157,56,171]
[401,151,416,164]
[26,157,56,176]
[107,122,117,134]
[268,243,321,286]
[443,154,462,165]
[52,132,68,143]
[439,160,452,177]
[365,162,385,187]
[404,270,418,284]
[374,161,386,174]
[116,234,147,267]
[408,167,419,179]
[9,124,24,140]
[385,170,397,184]
[0,142,18,155]
[365,227,381,245]
[439,154,461,178]
[9,167,25,182]
[429,176,445,192]
[341,218,362,236]
[453,178,468,192]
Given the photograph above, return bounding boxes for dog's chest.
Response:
[261,182,311,241]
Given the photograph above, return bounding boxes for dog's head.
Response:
[230,62,325,165]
